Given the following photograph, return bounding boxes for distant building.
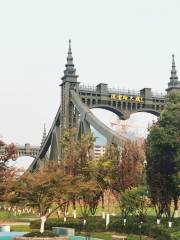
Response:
[94,145,106,159]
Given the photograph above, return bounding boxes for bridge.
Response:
[28,42,180,171]
[3,41,180,170]
[0,126,46,160]
[0,143,39,159]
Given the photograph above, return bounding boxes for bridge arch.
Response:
[90,105,160,120]
[9,156,35,171]
[91,108,158,137]
[90,105,126,119]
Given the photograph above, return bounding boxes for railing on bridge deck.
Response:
[79,84,141,95]
[79,84,166,98]
[79,84,96,91]
[108,87,140,96]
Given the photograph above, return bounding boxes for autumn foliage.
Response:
[0,139,16,161]
[0,139,17,202]
[97,140,145,195]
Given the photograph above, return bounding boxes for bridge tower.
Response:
[60,40,91,139]
[60,40,79,130]
[167,54,180,92]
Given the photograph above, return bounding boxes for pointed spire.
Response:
[170,54,178,83]
[62,39,77,78]
[68,39,72,54]
[40,124,47,147]
[67,40,73,65]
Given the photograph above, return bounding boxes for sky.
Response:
[0,0,179,168]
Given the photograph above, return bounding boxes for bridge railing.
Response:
[16,144,40,149]
[79,85,166,98]
[79,84,96,91]
[79,84,140,95]
[108,88,140,96]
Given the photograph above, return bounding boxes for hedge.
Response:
[24,231,58,237]
[30,216,180,240]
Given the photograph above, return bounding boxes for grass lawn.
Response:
[11,225,31,232]
[0,210,37,222]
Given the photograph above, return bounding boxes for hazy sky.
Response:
[0,0,179,152]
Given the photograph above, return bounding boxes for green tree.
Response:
[146,90,180,222]
[120,186,148,222]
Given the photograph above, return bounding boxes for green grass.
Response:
[11,225,31,232]
[0,210,37,221]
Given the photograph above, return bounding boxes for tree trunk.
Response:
[73,209,77,218]
[40,216,46,233]
[106,213,110,229]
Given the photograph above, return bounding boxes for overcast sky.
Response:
[0,0,180,167]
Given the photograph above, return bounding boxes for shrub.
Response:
[30,216,180,239]
[149,225,171,240]
[31,218,84,232]
[84,218,106,232]
[23,231,58,237]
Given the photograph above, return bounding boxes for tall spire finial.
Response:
[167,54,180,92]
[170,54,178,83]
[62,40,77,78]
[67,39,73,64]
[68,39,71,53]
[172,54,175,66]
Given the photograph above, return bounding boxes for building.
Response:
[94,145,106,159]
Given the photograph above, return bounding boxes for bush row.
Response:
[24,231,58,237]
[30,216,180,240]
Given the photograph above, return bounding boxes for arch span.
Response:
[90,105,126,119]
[70,90,127,145]
[91,106,161,119]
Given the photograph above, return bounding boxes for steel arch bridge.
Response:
[27,41,180,171]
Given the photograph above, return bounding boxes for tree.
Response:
[96,140,145,216]
[60,129,101,219]
[113,140,144,193]
[11,164,72,233]
[0,139,17,202]
[120,186,149,222]
[0,140,16,161]
[146,90,180,222]
[77,177,100,218]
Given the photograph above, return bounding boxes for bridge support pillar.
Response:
[78,119,91,139]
